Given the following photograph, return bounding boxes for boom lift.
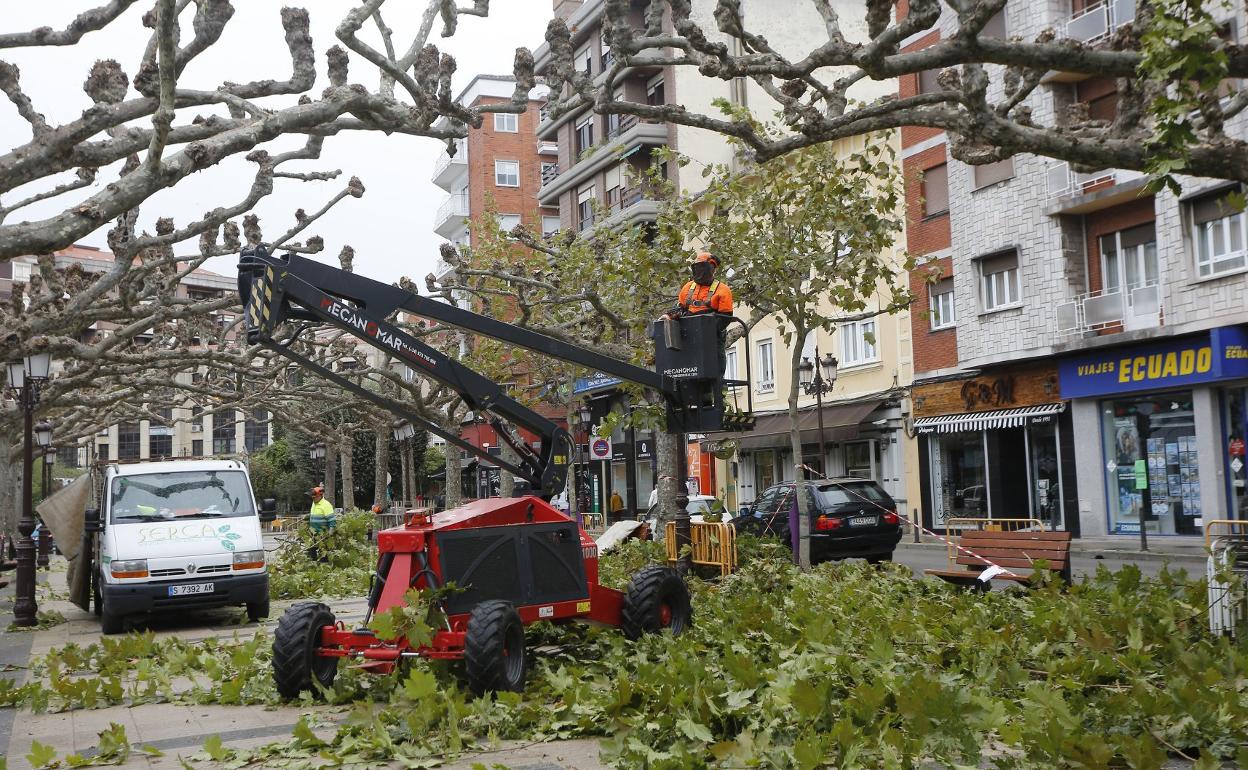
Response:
[237,248,753,695]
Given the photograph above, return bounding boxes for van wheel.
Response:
[100,602,124,635]
[247,599,270,623]
[92,576,102,617]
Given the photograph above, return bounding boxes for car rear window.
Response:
[814,482,890,509]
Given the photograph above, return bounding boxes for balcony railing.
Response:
[1061,0,1135,43]
[1046,162,1142,201]
[541,163,561,186]
[605,113,640,142]
[431,139,467,185]
[1056,279,1163,336]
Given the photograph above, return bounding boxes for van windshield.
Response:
[110,470,255,523]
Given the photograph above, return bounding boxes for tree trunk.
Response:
[324,442,337,508]
[655,430,680,523]
[340,436,355,511]
[0,440,17,537]
[374,429,389,508]
[399,441,410,506]
[444,441,463,509]
[405,441,418,506]
[789,326,812,570]
[499,441,517,498]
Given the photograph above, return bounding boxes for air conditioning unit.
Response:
[191,424,203,433]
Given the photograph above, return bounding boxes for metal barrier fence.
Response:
[942,518,1046,566]
[1207,519,1248,637]
[665,521,737,577]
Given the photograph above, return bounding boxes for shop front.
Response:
[913,364,1076,533]
[713,399,912,514]
[1059,324,1248,537]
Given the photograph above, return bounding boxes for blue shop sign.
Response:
[573,373,622,394]
[1059,325,1248,398]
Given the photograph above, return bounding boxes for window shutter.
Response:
[980,250,1018,275]
[1192,188,1242,225]
[605,164,622,191]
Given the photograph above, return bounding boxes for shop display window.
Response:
[1226,388,1247,520]
[1101,392,1202,535]
[929,432,987,525]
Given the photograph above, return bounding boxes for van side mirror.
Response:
[259,498,277,522]
[84,508,103,533]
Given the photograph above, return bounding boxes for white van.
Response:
[87,459,275,634]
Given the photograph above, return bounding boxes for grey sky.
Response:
[1,1,551,286]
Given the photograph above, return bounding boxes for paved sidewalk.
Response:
[0,560,608,770]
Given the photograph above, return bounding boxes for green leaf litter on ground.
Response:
[8,536,1248,767]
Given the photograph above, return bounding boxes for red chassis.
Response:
[273,496,690,696]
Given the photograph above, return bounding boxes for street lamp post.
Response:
[798,351,839,475]
[392,420,416,506]
[797,351,838,570]
[6,344,53,627]
[38,445,56,569]
[309,440,326,486]
[575,405,592,521]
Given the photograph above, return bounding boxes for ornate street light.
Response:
[6,339,54,627]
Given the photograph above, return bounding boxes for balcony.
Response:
[538,116,668,205]
[433,193,470,239]
[1056,280,1163,336]
[537,140,559,155]
[1045,162,1147,215]
[431,139,468,191]
[600,186,663,230]
[541,162,561,186]
[1062,0,1135,44]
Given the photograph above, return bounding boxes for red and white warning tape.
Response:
[794,464,1019,581]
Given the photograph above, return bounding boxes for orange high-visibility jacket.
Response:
[678,280,733,314]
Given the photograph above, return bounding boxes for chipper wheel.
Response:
[272,602,339,699]
[464,600,527,696]
[621,565,693,640]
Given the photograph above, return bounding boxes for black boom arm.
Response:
[238,248,751,501]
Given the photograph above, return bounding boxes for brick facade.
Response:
[898,31,943,148]
[466,95,556,241]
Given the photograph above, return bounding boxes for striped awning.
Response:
[913,403,1065,433]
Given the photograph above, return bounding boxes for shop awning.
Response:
[913,403,1065,433]
[712,400,883,451]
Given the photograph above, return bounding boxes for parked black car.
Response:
[731,479,903,563]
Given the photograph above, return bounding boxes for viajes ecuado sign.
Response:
[1059,325,1248,398]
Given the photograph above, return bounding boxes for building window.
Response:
[98,444,109,462]
[1102,393,1202,535]
[542,215,561,236]
[149,434,173,458]
[577,184,596,231]
[844,441,874,479]
[192,405,205,432]
[118,422,140,460]
[724,347,739,381]
[213,409,237,455]
[494,160,519,187]
[646,76,665,106]
[922,163,949,217]
[192,439,203,457]
[245,409,269,453]
[1190,187,1248,277]
[918,68,941,94]
[605,164,623,211]
[601,28,614,69]
[755,339,775,392]
[840,319,879,367]
[981,9,1007,38]
[574,44,593,75]
[540,161,558,185]
[497,214,522,233]
[930,279,956,329]
[979,250,1021,310]
[57,446,79,467]
[575,114,594,157]
[929,432,987,524]
[493,113,518,132]
[972,158,1015,189]
[1100,222,1158,294]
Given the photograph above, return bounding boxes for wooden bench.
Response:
[925,530,1073,589]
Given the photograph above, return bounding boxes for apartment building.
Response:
[902,1,1248,539]
[5,245,271,466]
[431,75,558,254]
[531,0,922,515]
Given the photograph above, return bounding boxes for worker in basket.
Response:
[662,251,735,390]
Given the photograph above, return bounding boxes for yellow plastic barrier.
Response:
[665,520,737,577]
[942,517,1046,568]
